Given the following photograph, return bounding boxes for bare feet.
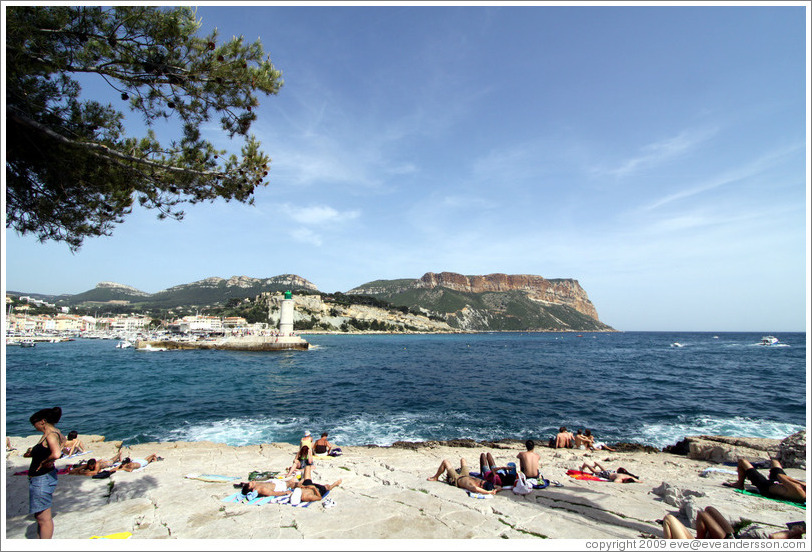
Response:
[427,476,439,481]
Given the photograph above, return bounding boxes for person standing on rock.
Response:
[27,406,65,539]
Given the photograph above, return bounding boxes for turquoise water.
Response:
[4,332,806,449]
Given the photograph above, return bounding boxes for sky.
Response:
[2,2,809,332]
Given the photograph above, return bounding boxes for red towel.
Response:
[14,466,72,476]
[566,469,607,481]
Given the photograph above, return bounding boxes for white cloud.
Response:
[280,204,360,226]
[640,142,803,212]
[597,127,718,179]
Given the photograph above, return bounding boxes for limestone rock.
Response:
[683,435,779,464]
[651,481,706,509]
[777,430,806,469]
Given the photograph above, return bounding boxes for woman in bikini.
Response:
[286,444,314,477]
[61,430,86,457]
[27,406,65,539]
[427,458,500,495]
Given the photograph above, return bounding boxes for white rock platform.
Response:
[4,434,807,545]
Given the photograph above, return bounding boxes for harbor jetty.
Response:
[135,290,309,351]
[134,334,309,351]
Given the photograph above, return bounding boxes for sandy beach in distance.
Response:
[4,432,807,548]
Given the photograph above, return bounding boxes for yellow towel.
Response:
[90,531,132,539]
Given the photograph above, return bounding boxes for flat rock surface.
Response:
[4,436,807,542]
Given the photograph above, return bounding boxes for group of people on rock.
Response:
[17,409,806,540]
[20,406,162,539]
[427,439,545,495]
[242,429,342,505]
[552,426,616,451]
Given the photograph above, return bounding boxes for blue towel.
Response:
[221,492,244,503]
[222,491,259,503]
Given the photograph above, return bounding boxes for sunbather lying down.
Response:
[116,453,162,472]
[427,458,501,495]
[662,506,805,539]
[241,477,297,497]
[580,462,640,483]
[68,448,126,476]
[726,459,806,504]
[297,464,342,502]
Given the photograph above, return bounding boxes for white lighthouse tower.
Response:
[279,290,295,336]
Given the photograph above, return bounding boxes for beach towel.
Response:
[700,467,738,478]
[248,470,278,481]
[185,473,241,483]
[14,466,72,476]
[62,450,91,460]
[467,491,494,499]
[566,469,609,482]
[733,488,806,509]
[90,531,132,539]
[221,489,329,507]
[221,491,270,505]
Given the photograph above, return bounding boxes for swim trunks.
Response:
[744,467,785,497]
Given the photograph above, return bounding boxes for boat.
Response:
[759,336,779,346]
[20,339,36,348]
[671,342,684,348]
[115,340,133,349]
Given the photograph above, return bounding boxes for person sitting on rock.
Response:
[313,432,335,456]
[580,461,640,483]
[585,429,617,452]
[427,457,501,495]
[726,458,805,503]
[555,427,574,449]
[61,431,86,456]
[516,440,542,480]
[573,429,590,449]
[286,445,314,477]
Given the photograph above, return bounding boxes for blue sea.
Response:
[4,332,807,449]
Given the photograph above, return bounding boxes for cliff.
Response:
[347,272,611,332]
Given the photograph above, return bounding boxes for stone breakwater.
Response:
[4,432,806,541]
[135,335,309,351]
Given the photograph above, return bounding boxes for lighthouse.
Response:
[278,290,295,335]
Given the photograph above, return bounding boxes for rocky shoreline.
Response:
[4,431,806,543]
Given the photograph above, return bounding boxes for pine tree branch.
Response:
[8,109,227,178]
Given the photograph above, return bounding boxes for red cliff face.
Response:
[417,272,600,321]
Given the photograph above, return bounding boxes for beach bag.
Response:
[328,447,342,457]
[512,471,533,495]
